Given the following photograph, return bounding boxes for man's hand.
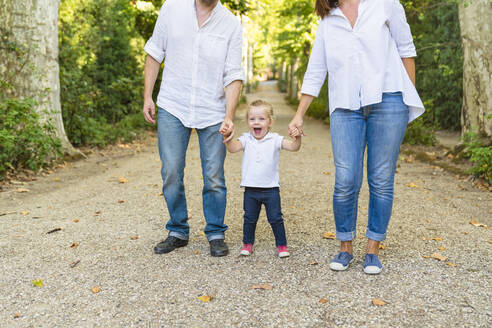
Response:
[219,117,235,143]
[288,115,304,138]
[143,97,156,124]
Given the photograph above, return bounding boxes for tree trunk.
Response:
[0,0,79,155]
[459,0,492,140]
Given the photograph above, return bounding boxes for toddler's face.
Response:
[247,106,272,140]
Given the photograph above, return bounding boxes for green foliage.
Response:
[59,0,146,147]
[403,0,463,131]
[403,119,437,146]
[462,133,492,183]
[0,29,61,177]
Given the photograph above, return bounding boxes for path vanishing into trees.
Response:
[1,82,490,327]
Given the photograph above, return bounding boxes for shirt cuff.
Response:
[300,84,322,97]
[144,41,165,63]
[224,70,245,88]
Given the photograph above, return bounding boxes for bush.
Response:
[59,0,145,147]
[462,132,492,183]
[0,97,62,177]
[403,118,437,146]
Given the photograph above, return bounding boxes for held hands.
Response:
[143,97,156,124]
[219,117,235,143]
[288,115,304,139]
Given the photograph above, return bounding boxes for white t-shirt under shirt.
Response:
[238,132,284,188]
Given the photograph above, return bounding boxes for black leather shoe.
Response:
[154,236,188,254]
[209,239,229,257]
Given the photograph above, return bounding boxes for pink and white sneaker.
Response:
[277,245,290,258]
[240,243,253,256]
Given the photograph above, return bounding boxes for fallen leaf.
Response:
[470,220,488,228]
[70,260,80,268]
[319,298,327,303]
[251,284,273,290]
[462,232,468,235]
[117,200,125,203]
[446,262,456,267]
[424,218,430,223]
[290,205,295,209]
[32,279,44,287]
[20,211,30,216]
[16,188,30,193]
[193,250,199,255]
[197,295,211,302]
[407,182,418,188]
[91,286,101,294]
[73,219,79,223]
[429,237,443,241]
[55,178,61,182]
[46,228,62,234]
[422,237,427,241]
[431,253,447,261]
[422,255,430,259]
[118,177,129,184]
[323,232,336,239]
[200,231,205,237]
[310,261,318,265]
[372,298,387,306]
[13,313,21,319]
[70,242,79,248]
[488,240,492,244]
[322,171,330,175]
[94,210,102,216]
[130,235,139,240]
[438,246,446,251]
[379,244,386,250]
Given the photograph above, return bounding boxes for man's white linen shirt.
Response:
[301,0,425,122]
[144,0,245,128]
[238,132,284,188]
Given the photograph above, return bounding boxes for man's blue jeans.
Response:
[330,92,409,242]
[157,108,227,241]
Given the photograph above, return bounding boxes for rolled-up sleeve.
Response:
[300,22,328,97]
[223,23,245,88]
[387,0,417,58]
[144,3,169,63]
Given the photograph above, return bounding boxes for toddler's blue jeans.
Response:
[330,92,409,242]
[243,187,287,247]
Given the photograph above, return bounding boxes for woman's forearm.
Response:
[402,57,415,86]
[295,94,315,117]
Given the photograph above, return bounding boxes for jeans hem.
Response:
[169,231,189,241]
[366,230,386,242]
[336,230,356,241]
[207,233,225,242]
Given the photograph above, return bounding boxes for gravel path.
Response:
[1,81,490,327]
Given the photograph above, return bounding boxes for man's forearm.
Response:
[144,55,161,99]
[224,80,242,120]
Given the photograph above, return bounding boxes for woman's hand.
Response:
[288,115,304,138]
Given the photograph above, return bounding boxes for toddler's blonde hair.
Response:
[247,99,274,121]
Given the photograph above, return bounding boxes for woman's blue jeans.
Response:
[330,92,409,242]
[157,108,227,241]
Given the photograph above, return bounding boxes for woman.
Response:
[288,0,424,274]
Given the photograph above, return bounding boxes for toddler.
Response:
[221,100,301,257]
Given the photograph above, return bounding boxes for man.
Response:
[142,0,244,257]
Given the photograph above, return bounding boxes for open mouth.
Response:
[253,128,262,135]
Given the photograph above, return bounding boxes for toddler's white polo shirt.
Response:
[238,132,284,188]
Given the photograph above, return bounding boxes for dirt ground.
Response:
[1,81,490,327]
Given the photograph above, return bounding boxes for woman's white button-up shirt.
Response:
[144,0,245,128]
[301,0,425,122]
